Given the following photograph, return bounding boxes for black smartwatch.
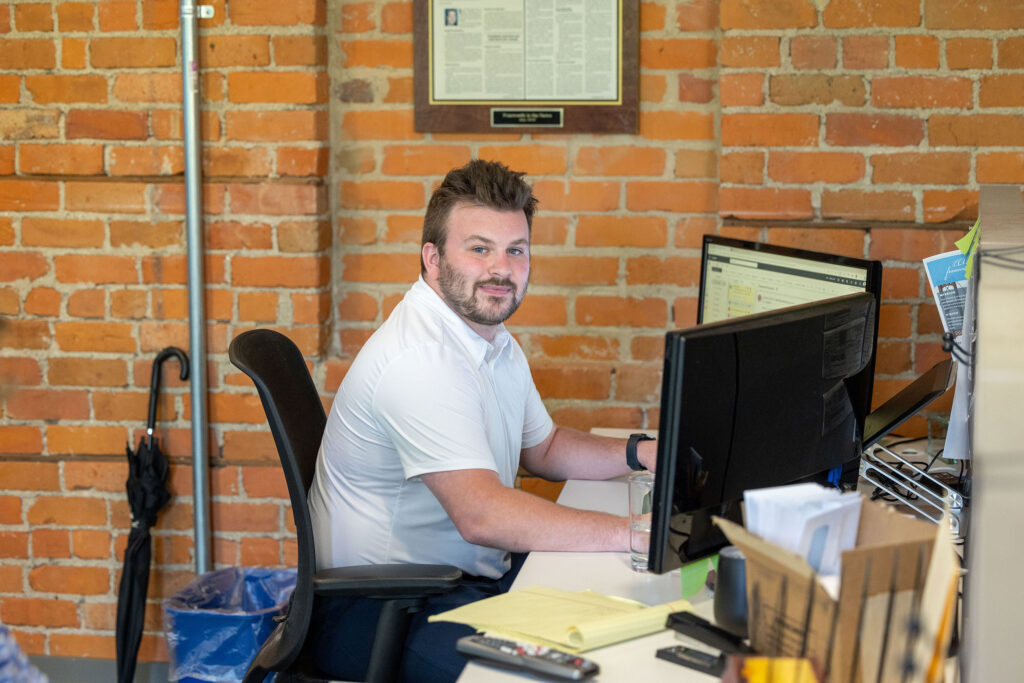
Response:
[626,433,655,471]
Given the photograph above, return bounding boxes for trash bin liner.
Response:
[163,567,296,682]
[0,622,48,683]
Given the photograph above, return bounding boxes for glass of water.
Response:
[628,470,654,572]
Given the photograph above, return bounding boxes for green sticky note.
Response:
[955,219,980,280]
[955,219,979,256]
[679,555,716,598]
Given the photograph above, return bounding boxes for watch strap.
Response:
[627,433,654,471]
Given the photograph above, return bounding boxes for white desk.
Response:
[457,479,719,682]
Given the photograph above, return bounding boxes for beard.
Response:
[437,258,525,327]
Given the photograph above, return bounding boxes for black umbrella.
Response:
[116,346,189,683]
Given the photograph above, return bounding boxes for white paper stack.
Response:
[744,483,862,577]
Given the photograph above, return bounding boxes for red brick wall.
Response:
[1,0,329,662]
[0,0,1016,663]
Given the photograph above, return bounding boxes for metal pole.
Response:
[180,0,211,574]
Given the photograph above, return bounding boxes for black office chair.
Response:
[229,329,462,683]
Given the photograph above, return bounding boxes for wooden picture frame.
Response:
[413,0,638,134]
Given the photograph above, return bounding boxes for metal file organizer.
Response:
[859,443,966,539]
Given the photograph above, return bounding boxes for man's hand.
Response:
[420,468,629,553]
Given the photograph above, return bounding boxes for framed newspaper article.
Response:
[413,0,639,134]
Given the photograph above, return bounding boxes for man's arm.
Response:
[421,468,629,552]
[519,425,658,482]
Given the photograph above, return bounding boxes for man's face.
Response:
[424,203,530,340]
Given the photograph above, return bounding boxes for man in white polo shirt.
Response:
[307,160,657,682]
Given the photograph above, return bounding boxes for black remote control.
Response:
[456,635,600,680]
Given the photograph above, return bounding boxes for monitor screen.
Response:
[699,235,882,325]
[648,292,877,574]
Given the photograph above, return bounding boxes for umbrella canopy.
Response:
[116,346,189,683]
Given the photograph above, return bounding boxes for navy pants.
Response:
[308,553,527,683]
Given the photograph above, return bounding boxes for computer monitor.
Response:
[699,236,883,480]
[648,292,877,573]
[699,235,883,325]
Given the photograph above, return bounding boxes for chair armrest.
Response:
[313,564,462,599]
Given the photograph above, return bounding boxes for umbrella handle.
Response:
[147,346,190,444]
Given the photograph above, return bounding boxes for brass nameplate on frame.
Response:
[491,109,564,128]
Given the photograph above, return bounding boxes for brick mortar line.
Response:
[719,28,1023,37]
[4,28,330,39]
[0,103,329,109]
[720,218,973,230]
[2,173,325,184]
[719,105,1022,114]
[722,180,984,193]
[11,140,330,146]
[0,64,331,71]
[735,62,967,81]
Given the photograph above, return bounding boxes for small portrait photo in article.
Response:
[445,8,458,26]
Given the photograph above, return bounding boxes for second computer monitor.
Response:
[699,235,883,438]
[699,235,882,325]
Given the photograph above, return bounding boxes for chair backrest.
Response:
[229,329,326,671]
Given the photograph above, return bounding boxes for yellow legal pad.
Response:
[428,585,691,653]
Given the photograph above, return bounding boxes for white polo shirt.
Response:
[308,277,554,579]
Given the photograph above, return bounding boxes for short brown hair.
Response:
[421,159,538,274]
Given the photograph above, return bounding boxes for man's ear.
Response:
[422,242,440,278]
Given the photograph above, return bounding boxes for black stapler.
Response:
[655,611,754,677]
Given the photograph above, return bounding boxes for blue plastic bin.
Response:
[163,567,296,683]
